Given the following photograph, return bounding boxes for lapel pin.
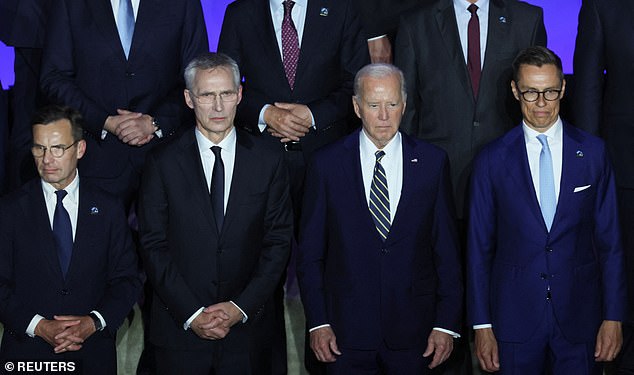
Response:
[320,7,329,16]
[499,16,507,23]
[576,150,584,158]
[90,206,99,215]
[411,158,418,163]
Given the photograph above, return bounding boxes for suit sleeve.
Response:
[231,154,293,316]
[138,153,206,325]
[296,158,330,328]
[431,154,463,333]
[94,198,142,336]
[393,16,420,137]
[466,149,497,326]
[572,0,603,135]
[593,143,626,321]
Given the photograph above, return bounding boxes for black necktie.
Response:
[53,190,73,277]
[210,146,225,233]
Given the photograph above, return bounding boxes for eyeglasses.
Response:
[31,141,78,158]
[191,91,238,104]
[519,89,562,102]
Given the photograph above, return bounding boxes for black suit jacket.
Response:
[138,128,292,354]
[0,0,53,47]
[394,0,546,216]
[40,0,208,182]
[0,179,141,373]
[573,0,634,189]
[217,0,369,158]
[351,0,434,40]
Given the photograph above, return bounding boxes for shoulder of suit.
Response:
[510,0,544,14]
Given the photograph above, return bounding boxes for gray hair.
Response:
[184,52,241,90]
[353,63,407,101]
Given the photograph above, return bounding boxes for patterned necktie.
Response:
[53,190,73,277]
[282,0,300,89]
[117,0,135,58]
[369,150,390,241]
[537,135,556,231]
[467,4,481,98]
[210,146,225,233]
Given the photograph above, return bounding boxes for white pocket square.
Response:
[574,185,591,193]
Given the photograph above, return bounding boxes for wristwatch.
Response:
[88,312,103,331]
[152,118,163,138]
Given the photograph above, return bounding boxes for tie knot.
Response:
[211,146,222,158]
[375,150,385,162]
[283,0,295,14]
[468,3,478,14]
[55,190,68,203]
[537,134,549,147]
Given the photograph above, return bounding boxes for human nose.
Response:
[378,105,388,121]
[535,93,547,107]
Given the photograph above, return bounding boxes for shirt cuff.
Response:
[367,34,388,42]
[474,324,493,330]
[91,310,107,330]
[309,324,331,333]
[258,105,270,133]
[101,129,108,140]
[184,307,204,330]
[229,301,248,323]
[26,314,45,337]
[433,327,460,338]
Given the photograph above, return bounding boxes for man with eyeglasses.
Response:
[0,105,141,374]
[466,46,625,374]
[137,53,292,374]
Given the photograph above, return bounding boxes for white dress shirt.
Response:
[453,0,489,69]
[473,118,563,330]
[110,0,140,23]
[185,127,248,330]
[27,174,106,337]
[311,131,459,338]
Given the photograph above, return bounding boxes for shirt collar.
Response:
[195,126,237,155]
[359,129,402,160]
[522,116,563,144]
[270,0,307,12]
[454,0,489,14]
[41,170,80,204]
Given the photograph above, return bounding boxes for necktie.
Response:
[210,146,225,233]
[467,4,481,98]
[537,135,556,231]
[369,150,390,241]
[117,0,135,58]
[282,1,300,89]
[53,190,73,278]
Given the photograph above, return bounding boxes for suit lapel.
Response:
[251,0,289,91]
[222,132,252,237]
[387,134,419,244]
[295,0,324,88]
[552,124,586,232]
[88,0,126,61]
[482,0,510,76]
[129,0,159,61]
[435,0,473,100]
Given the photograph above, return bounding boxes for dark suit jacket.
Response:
[0,179,141,372]
[573,0,634,190]
[0,0,53,47]
[467,123,626,343]
[297,130,463,350]
[351,0,434,40]
[217,0,369,158]
[40,0,208,183]
[394,0,546,217]
[138,128,292,354]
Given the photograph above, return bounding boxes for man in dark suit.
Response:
[573,1,634,372]
[297,63,463,374]
[394,0,546,219]
[40,0,208,207]
[467,46,625,374]
[0,0,53,188]
[137,53,293,374]
[0,105,141,374]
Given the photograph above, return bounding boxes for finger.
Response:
[428,350,443,369]
[117,109,133,115]
[329,338,341,356]
[422,342,434,358]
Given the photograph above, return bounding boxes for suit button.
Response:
[381,248,388,254]
[60,289,70,295]
[125,72,136,77]
[546,247,553,253]
[211,281,217,286]
[540,273,547,279]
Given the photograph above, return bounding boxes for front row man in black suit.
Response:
[0,105,141,374]
[138,53,293,375]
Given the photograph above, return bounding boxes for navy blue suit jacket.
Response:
[40,0,208,181]
[0,179,141,370]
[297,130,463,350]
[467,122,626,343]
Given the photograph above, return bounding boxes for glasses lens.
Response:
[523,91,539,102]
[50,146,65,157]
[544,90,560,101]
[31,146,44,157]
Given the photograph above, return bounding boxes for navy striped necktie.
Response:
[369,150,390,241]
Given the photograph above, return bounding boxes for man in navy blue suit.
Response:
[467,46,625,374]
[0,105,141,374]
[297,64,463,374]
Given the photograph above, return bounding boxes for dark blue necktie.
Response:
[53,190,73,277]
[369,150,390,241]
[210,146,225,233]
